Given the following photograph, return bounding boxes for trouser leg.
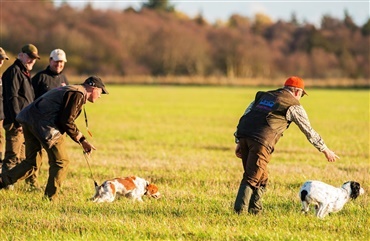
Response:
[2,124,25,173]
[44,135,69,201]
[0,120,4,171]
[1,125,41,186]
[25,150,43,188]
[235,138,270,215]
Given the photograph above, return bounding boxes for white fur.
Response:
[92,176,161,203]
[299,180,364,218]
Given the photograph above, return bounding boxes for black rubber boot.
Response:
[248,186,265,214]
[234,183,254,214]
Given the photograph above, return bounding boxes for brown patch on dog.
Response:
[116,177,136,191]
[109,182,116,194]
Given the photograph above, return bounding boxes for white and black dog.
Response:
[299,180,364,218]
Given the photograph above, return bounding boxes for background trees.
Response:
[0,0,368,82]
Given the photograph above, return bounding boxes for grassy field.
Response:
[0,85,368,241]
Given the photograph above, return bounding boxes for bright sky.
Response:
[56,1,369,27]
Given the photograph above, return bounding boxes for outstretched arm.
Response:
[286,105,340,162]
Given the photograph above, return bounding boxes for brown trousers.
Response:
[2,123,25,171]
[238,138,271,188]
[2,123,69,200]
[2,123,40,185]
[0,120,4,161]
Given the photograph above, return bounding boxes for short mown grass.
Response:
[0,85,368,240]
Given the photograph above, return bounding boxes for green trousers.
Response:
[0,120,4,162]
[2,123,26,172]
[2,123,40,187]
[2,124,69,200]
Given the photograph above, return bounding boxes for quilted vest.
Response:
[16,85,86,129]
[236,88,300,152]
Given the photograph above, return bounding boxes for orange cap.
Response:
[284,76,307,96]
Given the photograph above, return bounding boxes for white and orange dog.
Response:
[299,180,364,218]
[92,176,161,203]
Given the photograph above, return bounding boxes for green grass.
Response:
[0,85,369,240]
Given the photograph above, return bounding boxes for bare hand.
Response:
[322,148,339,162]
[235,143,242,159]
[81,140,96,154]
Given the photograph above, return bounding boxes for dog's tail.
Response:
[300,190,308,202]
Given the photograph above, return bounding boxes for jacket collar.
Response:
[45,66,62,76]
[15,58,30,77]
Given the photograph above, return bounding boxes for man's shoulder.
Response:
[3,62,19,74]
[65,85,85,94]
[2,63,22,82]
[33,68,49,79]
[35,69,48,75]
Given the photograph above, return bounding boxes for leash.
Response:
[83,106,93,138]
[82,107,96,186]
[80,144,98,187]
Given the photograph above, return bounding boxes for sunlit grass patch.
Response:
[0,86,368,240]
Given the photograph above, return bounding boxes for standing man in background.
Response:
[32,48,69,99]
[0,47,10,172]
[1,44,40,189]
[233,76,339,215]
[29,48,69,188]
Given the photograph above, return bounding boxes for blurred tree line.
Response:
[0,0,369,81]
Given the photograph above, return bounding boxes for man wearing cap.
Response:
[0,47,10,171]
[0,76,108,201]
[32,49,69,99]
[1,44,40,188]
[233,76,339,215]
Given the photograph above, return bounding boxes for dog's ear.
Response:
[350,181,361,199]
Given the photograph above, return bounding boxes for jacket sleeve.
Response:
[286,105,328,152]
[31,73,42,99]
[57,91,85,142]
[4,69,22,126]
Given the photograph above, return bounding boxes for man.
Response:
[29,48,69,187]
[32,48,69,99]
[233,76,339,215]
[1,44,40,189]
[0,76,108,201]
[0,47,10,171]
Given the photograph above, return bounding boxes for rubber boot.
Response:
[234,183,254,214]
[248,186,265,215]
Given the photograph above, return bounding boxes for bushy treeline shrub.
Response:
[1,1,369,80]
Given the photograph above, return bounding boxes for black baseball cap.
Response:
[83,76,109,94]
